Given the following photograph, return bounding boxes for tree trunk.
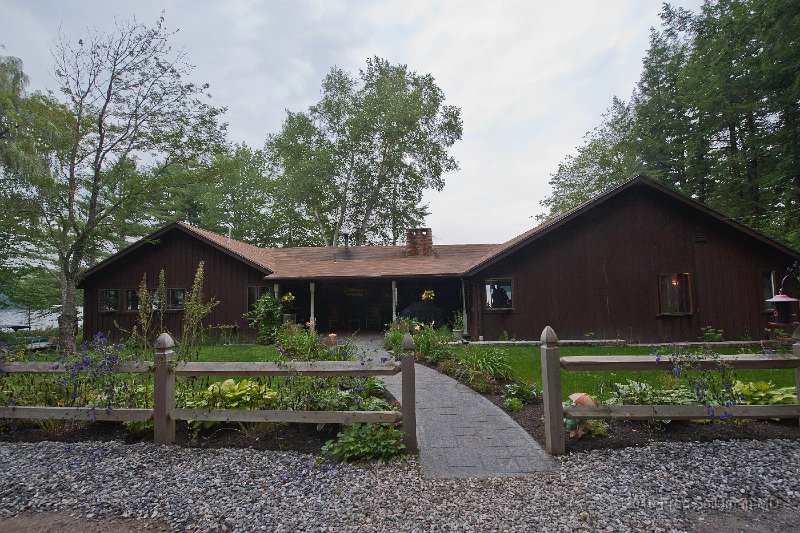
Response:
[57,270,79,354]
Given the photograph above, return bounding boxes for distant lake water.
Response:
[0,307,83,331]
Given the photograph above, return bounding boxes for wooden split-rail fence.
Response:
[541,326,800,455]
[0,333,418,451]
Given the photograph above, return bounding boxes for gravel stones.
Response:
[1,438,799,532]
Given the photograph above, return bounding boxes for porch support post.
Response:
[461,279,468,336]
[391,280,397,322]
[309,282,316,331]
[273,283,280,298]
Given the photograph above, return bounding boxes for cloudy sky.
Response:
[1,0,703,244]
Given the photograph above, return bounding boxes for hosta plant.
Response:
[733,381,797,405]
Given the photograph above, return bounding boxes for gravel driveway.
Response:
[1,438,799,532]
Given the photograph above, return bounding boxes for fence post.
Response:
[793,327,800,427]
[154,332,176,444]
[401,333,418,452]
[541,326,565,455]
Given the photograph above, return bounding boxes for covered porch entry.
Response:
[276,277,468,334]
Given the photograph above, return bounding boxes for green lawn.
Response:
[196,344,282,362]
[453,344,797,401]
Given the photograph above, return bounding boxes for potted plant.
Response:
[451,310,464,340]
[281,292,297,324]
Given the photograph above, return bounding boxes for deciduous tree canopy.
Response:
[267,57,462,246]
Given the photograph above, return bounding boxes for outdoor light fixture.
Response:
[766,268,799,327]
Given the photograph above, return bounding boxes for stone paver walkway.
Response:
[354,334,557,478]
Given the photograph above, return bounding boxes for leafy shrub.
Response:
[733,381,797,405]
[413,324,453,364]
[503,397,523,412]
[466,372,497,394]
[503,382,538,403]
[246,293,284,344]
[437,358,461,377]
[699,326,724,342]
[183,378,278,438]
[277,326,356,361]
[606,380,697,406]
[584,420,609,437]
[457,347,512,380]
[384,327,405,352]
[320,423,405,462]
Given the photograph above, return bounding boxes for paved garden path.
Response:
[353,334,558,478]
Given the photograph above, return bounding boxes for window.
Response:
[763,272,776,312]
[167,288,186,310]
[658,273,691,315]
[247,286,271,310]
[125,289,140,311]
[99,289,120,312]
[486,279,513,309]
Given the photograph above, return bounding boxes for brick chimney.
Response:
[405,228,433,256]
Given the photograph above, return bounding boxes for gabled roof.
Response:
[464,174,800,275]
[78,222,275,287]
[79,176,799,285]
[78,221,498,284]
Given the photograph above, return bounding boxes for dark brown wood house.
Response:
[462,176,800,342]
[79,176,800,343]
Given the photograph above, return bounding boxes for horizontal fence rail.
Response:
[174,360,400,377]
[0,332,417,451]
[541,325,800,456]
[0,361,153,374]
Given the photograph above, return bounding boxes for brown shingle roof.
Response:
[177,223,498,279]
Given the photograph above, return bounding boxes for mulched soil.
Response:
[2,371,798,455]
[482,383,800,454]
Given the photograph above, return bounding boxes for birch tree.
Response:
[4,17,225,352]
[267,57,462,246]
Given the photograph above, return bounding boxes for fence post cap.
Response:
[541,326,558,344]
[401,332,415,351]
[155,333,175,350]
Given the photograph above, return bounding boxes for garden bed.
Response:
[481,386,800,454]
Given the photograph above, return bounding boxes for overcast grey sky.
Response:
[1,0,703,244]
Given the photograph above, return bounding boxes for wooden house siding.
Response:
[469,186,797,342]
[81,229,267,340]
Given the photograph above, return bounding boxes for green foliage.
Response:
[247,293,284,345]
[383,318,420,351]
[503,382,538,403]
[502,397,523,412]
[183,378,278,438]
[267,56,462,246]
[606,380,697,406]
[457,347,512,381]
[276,326,355,361]
[733,380,797,405]
[320,423,405,463]
[584,420,610,438]
[665,347,738,410]
[180,261,219,361]
[700,326,724,342]
[412,324,453,364]
[123,420,154,437]
[540,0,800,251]
[2,17,226,353]
[0,332,152,410]
[450,310,464,331]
